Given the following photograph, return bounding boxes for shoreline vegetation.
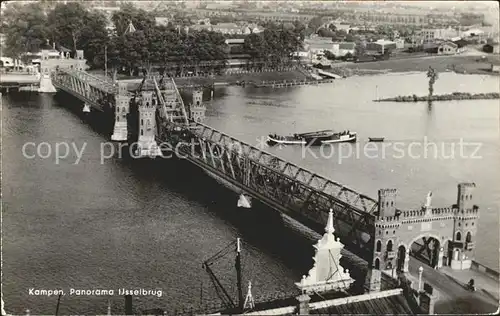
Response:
[374,92,500,102]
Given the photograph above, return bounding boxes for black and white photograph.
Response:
[1,0,499,315]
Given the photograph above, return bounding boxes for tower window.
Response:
[387,240,393,252]
[140,129,143,136]
[466,232,472,243]
[376,240,381,252]
[374,258,380,269]
[456,231,461,241]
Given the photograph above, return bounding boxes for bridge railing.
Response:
[161,122,377,257]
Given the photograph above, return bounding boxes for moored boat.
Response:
[368,137,385,142]
[267,130,356,146]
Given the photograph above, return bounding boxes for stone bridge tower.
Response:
[190,90,206,123]
[365,183,479,291]
[136,91,161,158]
[450,183,478,270]
[111,82,130,141]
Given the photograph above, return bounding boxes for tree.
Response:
[426,66,439,102]
[81,11,110,69]
[308,16,323,32]
[343,52,353,61]
[317,27,335,38]
[324,50,336,60]
[345,34,356,42]
[112,3,156,36]
[2,2,49,60]
[47,3,109,68]
[47,2,88,52]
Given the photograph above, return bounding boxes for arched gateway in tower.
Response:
[368,183,479,277]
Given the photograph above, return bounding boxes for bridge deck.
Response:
[161,121,379,259]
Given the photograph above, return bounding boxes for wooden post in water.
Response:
[55,293,62,316]
[236,238,244,312]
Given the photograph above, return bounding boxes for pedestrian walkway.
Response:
[440,266,500,301]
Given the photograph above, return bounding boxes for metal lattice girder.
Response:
[170,122,378,258]
[54,68,117,94]
[191,123,379,212]
[51,68,119,111]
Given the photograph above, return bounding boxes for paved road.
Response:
[0,73,39,83]
[407,257,498,314]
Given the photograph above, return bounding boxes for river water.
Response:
[2,72,499,314]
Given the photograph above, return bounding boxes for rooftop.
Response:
[311,292,415,314]
[338,42,356,49]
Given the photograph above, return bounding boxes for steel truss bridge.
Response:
[52,68,379,261]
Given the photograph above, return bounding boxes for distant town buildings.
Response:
[0,33,6,52]
[188,22,264,35]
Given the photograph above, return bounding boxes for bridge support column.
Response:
[38,73,56,93]
[436,247,444,269]
[111,82,130,142]
[296,294,310,315]
[403,248,410,272]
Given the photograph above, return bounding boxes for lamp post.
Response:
[418,266,424,292]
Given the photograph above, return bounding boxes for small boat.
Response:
[267,130,356,146]
[368,137,385,142]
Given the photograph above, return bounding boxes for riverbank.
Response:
[88,68,311,87]
[174,69,310,86]
[375,92,500,102]
[332,54,500,76]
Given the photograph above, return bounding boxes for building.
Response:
[437,41,458,55]
[224,38,246,57]
[0,33,6,52]
[452,39,468,54]
[418,29,436,43]
[331,42,356,57]
[304,37,335,59]
[366,40,397,55]
[189,22,264,35]
[211,23,245,35]
[395,38,405,49]
[155,17,170,27]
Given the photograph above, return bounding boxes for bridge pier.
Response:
[38,73,56,93]
[82,103,91,113]
[111,82,130,141]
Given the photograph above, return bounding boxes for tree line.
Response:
[1,2,307,75]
